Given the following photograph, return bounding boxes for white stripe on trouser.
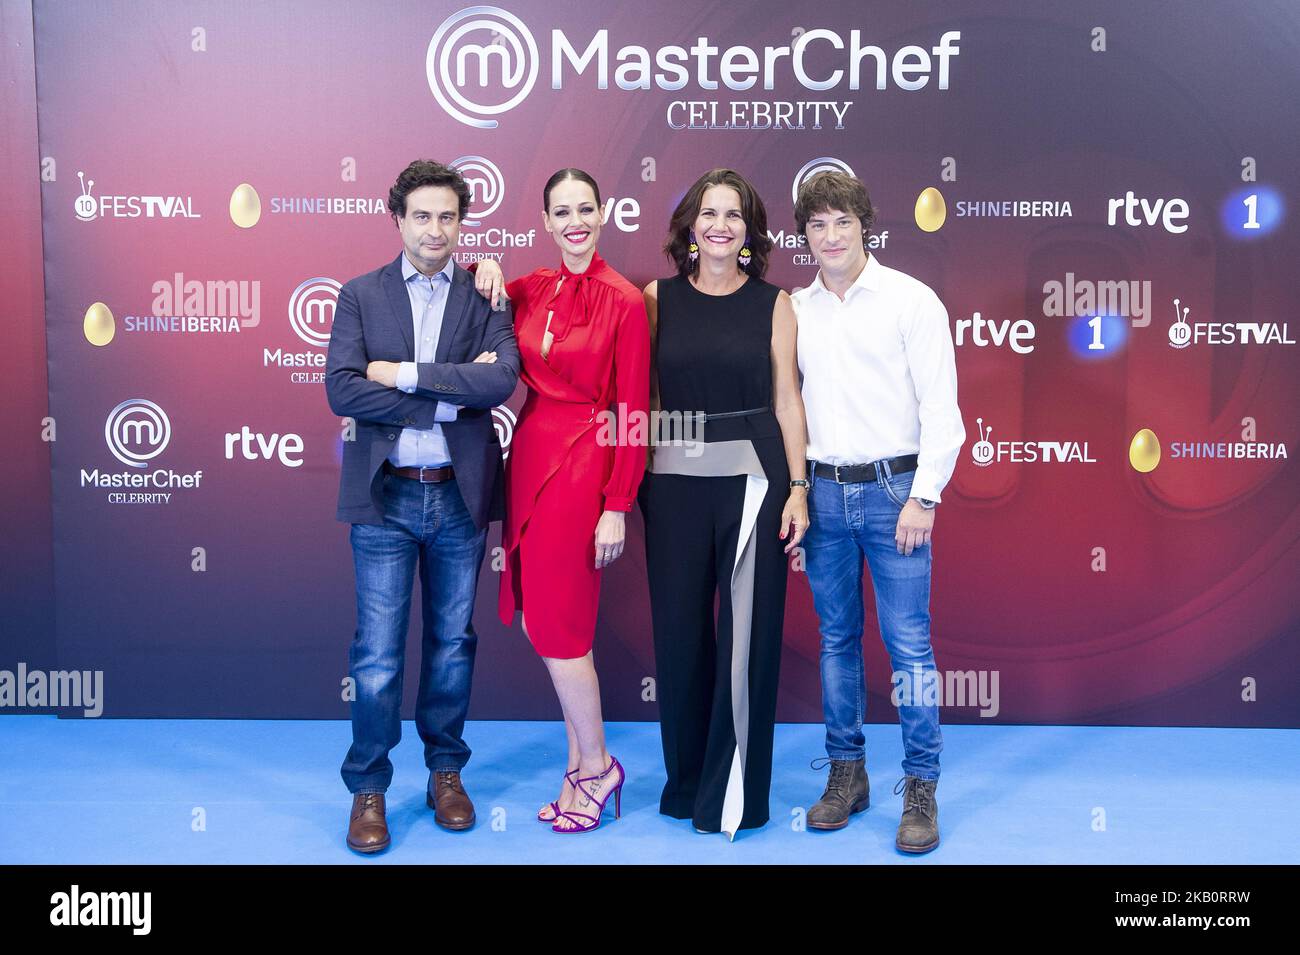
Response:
[719,471,767,839]
[649,441,768,840]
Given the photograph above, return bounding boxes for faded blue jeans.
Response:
[801,464,942,780]
[341,472,487,794]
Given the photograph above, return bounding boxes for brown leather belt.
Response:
[384,461,455,483]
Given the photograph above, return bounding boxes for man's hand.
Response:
[895,499,935,556]
[365,361,400,388]
[473,259,508,311]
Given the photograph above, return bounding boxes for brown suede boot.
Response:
[894,776,939,853]
[807,758,870,830]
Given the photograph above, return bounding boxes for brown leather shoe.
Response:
[427,771,476,831]
[346,792,390,854]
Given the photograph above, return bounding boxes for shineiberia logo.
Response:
[1128,425,1288,472]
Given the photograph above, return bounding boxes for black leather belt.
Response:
[811,455,918,484]
[692,406,770,422]
[384,461,455,483]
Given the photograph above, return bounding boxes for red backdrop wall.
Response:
[7,0,1298,725]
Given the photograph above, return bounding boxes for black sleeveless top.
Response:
[655,274,782,444]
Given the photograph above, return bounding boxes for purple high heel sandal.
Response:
[552,756,625,834]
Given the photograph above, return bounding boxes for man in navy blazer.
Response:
[326,159,519,853]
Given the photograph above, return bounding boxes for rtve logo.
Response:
[224,427,304,468]
[427,6,539,129]
[1106,191,1189,233]
[104,399,171,468]
[289,277,340,348]
[954,312,1036,353]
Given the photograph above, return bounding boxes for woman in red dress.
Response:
[498,169,651,832]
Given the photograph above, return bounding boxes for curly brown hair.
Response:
[387,159,471,221]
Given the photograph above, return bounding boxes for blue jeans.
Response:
[341,472,487,794]
[801,464,942,780]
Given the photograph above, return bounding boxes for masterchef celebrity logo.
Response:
[426,5,962,130]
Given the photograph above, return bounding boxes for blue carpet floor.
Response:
[1,718,1295,864]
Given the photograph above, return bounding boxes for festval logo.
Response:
[1168,298,1192,348]
[104,399,171,469]
[792,157,855,205]
[450,156,505,225]
[1164,294,1292,348]
[968,416,1095,467]
[426,6,539,129]
[75,171,97,222]
[288,277,341,348]
[72,172,200,221]
[971,417,994,467]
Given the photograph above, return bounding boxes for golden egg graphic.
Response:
[1129,428,1161,473]
[914,186,947,232]
[229,182,262,229]
[83,302,115,346]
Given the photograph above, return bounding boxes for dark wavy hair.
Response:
[663,168,772,278]
[543,168,602,211]
[794,171,877,246]
[387,159,471,221]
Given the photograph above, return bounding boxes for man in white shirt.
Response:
[790,171,964,853]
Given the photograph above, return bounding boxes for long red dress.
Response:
[498,251,651,658]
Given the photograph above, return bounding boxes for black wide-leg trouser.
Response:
[639,434,789,836]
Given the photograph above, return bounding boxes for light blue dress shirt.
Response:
[388,254,460,468]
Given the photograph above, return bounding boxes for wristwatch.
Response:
[790,479,809,489]
[913,497,936,510]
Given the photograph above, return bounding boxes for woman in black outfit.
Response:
[639,169,809,839]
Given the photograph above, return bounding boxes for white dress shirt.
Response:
[792,254,964,503]
[389,254,459,468]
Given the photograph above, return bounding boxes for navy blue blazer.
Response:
[325,253,520,529]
